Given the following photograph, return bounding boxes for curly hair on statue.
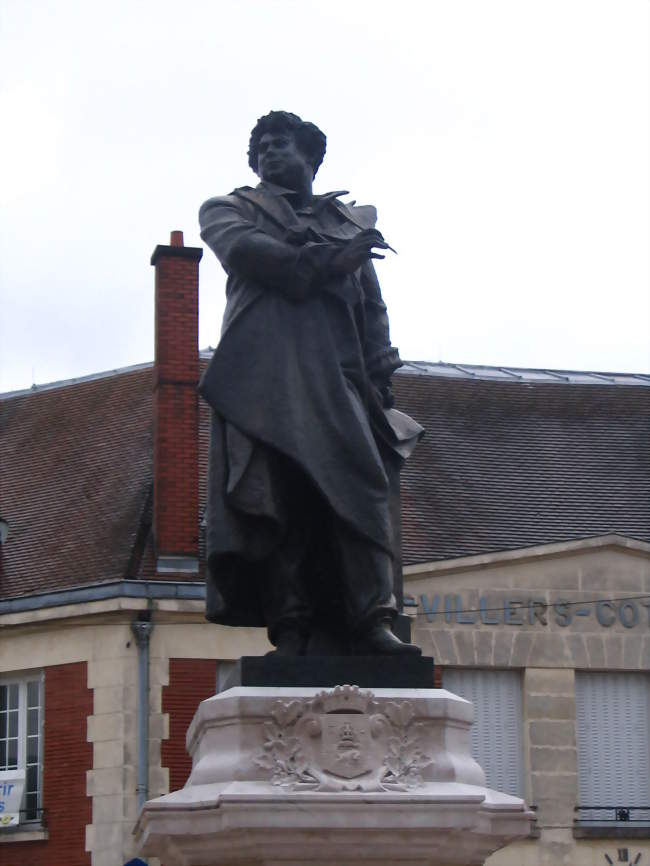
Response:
[247,111,327,178]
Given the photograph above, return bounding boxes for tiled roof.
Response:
[395,371,650,565]
[1,360,648,598]
[1,367,154,598]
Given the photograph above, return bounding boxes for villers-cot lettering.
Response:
[408,594,650,628]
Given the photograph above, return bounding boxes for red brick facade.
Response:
[152,237,202,560]
[162,658,217,791]
[0,662,93,866]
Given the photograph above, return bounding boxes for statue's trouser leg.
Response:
[329,518,397,632]
[259,517,313,647]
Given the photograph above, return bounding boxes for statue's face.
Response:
[257,130,312,189]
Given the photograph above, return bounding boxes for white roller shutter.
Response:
[443,668,524,797]
[575,672,650,824]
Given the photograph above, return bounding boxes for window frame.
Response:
[575,670,650,831]
[0,671,44,826]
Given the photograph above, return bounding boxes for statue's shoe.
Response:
[266,628,308,657]
[355,620,422,656]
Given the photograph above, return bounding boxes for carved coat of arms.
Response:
[255,685,433,792]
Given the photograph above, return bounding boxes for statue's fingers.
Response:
[362,229,396,253]
[354,235,389,249]
[347,240,381,256]
[355,229,385,245]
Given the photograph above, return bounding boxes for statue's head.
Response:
[248,111,327,187]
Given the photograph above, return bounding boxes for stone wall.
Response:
[407,538,650,866]
[1,537,647,866]
[410,542,650,673]
[0,600,268,866]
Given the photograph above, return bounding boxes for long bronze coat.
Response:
[198,182,422,625]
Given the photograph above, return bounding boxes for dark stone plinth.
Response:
[222,655,435,690]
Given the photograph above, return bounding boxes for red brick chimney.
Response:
[150,231,203,574]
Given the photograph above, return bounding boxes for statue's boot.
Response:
[266,626,308,657]
[356,618,421,656]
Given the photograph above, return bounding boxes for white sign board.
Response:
[0,769,25,827]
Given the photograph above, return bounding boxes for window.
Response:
[216,661,237,693]
[575,672,650,826]
[443,668,524,797]
[0,675,43,823]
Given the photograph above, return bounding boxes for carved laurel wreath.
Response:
[255,685,432,792]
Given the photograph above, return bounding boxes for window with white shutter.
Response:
[443,668,524,797]
[0,674,43,824]
[575,672,650,826]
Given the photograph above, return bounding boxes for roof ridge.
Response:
[0,360,155,399]
[2,355,649,399]
[399,360,650,386]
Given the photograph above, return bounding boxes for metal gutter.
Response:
[132,615,153,815]
[0,580,205,616]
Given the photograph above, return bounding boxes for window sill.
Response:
[0,826,49,844]
[574,825,650,840]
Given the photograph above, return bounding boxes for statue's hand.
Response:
[379,383,395,409]
[330,230,392,275]
[371,382,395,409]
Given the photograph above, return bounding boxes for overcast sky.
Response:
[1,0,648,393]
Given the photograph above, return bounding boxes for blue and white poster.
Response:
[0,769,25,827]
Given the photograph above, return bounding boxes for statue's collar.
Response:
[258,181,350,208]
[231,185,299,229]
[232,183,356,230]
[257,180,300,198]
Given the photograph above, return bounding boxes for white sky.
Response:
[1,0,648,393]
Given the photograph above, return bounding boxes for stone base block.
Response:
[135,685,533,866]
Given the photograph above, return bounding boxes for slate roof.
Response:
[1,365,154,599]
[396,367,650,565]
[1,360,648,598]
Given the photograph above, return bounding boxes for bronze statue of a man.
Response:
[199,111,422,656]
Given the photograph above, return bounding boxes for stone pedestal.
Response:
[135,685,533,866]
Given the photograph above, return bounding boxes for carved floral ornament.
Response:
[255,685,433,792]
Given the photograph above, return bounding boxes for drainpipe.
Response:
[132,615,153,813]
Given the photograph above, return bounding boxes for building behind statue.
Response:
[0,235,648,866]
